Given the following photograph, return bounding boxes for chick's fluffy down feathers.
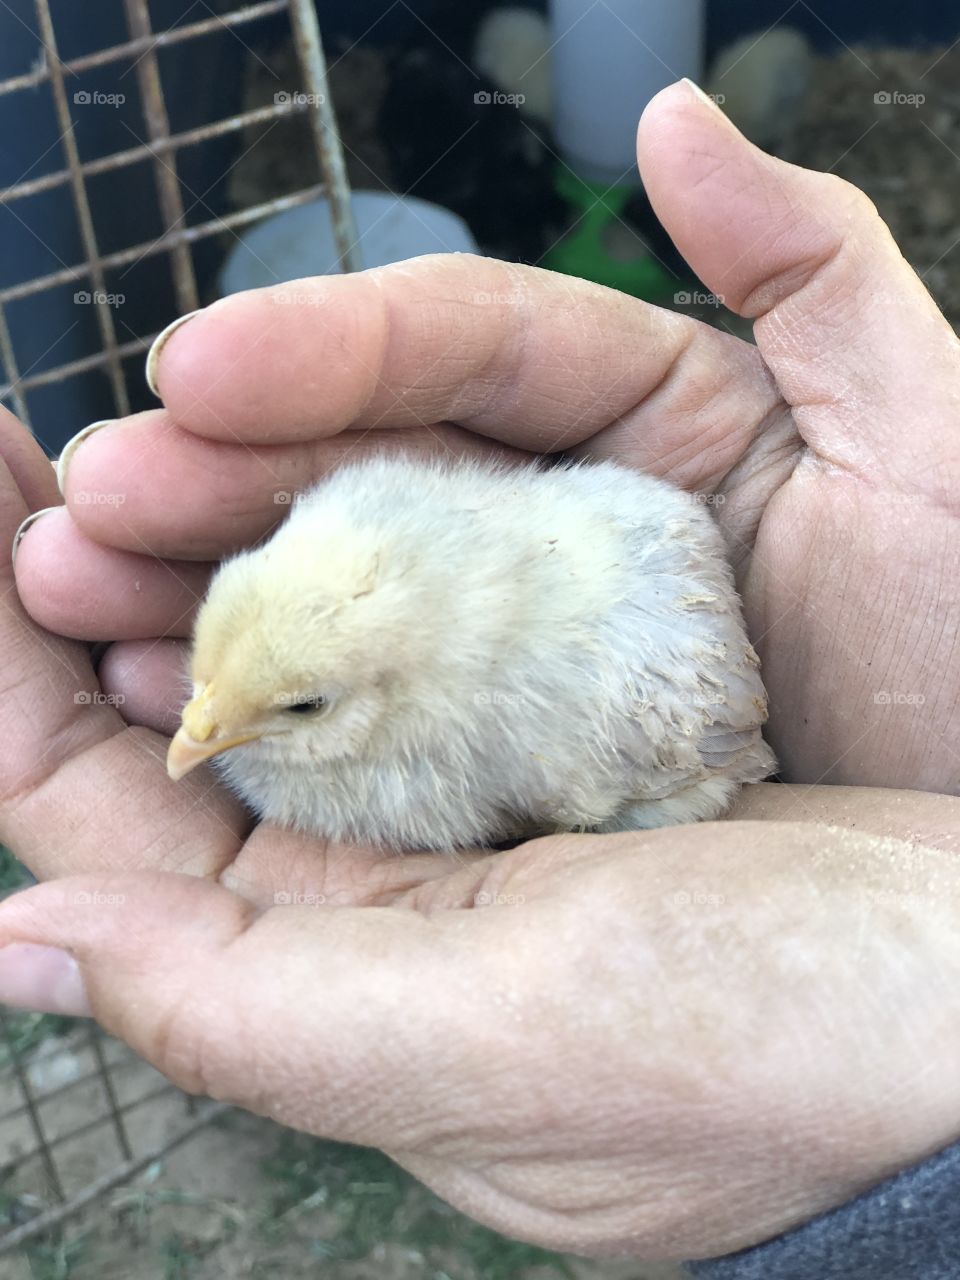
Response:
[190,457,776,849]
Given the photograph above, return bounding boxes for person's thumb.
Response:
[639,81,960,492]
[0,871,483,1147]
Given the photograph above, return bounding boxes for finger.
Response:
[98,639,190,734]
[0,871,497,1146]
[0,405,60,509]
[60,412,524,559]
[0,417,247,882]
[14,506,210,638]
[2,706,249,883]
[728,782,960,855]
[147,255,782,489]
[638,82,960,490]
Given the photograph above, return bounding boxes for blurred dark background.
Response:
[286,0,960,49]
[302,0,960,51]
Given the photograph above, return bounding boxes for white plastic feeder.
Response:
[550,0,705,185]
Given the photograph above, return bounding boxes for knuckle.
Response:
[818,172,881,227]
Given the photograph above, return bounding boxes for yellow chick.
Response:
[168,456,775,850]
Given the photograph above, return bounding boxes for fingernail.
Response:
[0,943,91,1017]
[56,420,116,495]
[11,506,58,569]
[146,309,202,398]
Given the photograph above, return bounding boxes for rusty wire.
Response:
[0,1005,229,1255]
[0,0,357,1248]
[0,0,360,427]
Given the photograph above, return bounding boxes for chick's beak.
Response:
[166,685,263,781]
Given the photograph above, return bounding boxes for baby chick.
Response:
[167,456,775,850]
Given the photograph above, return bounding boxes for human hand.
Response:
[18,83,960,791]
[3,80,960,1259]
[2,800,960,1260]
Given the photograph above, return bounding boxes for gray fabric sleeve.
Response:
[687,1140,960,1280]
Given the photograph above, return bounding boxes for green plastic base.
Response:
[543,166,677,302]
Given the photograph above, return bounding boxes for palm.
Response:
[746,466,960,791]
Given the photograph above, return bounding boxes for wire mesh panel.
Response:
[0,1007,228,1253]
[0,0,358,448]
[0,0,356,1249]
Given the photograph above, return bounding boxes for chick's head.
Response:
[167,526,404,781]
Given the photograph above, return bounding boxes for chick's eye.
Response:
[285,695,327,715]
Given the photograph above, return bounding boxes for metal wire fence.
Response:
[0,0,356,1249]
[0,0,358,432]
[0,1008,229,1253]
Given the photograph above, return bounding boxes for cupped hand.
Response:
[3,80,960,1260]
[2,810,960,1260]
[18,82,960,791]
